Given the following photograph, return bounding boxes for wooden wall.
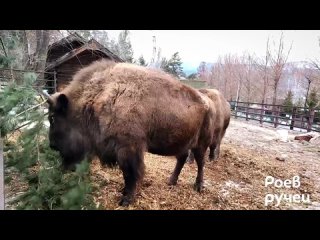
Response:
[53,50,111,92]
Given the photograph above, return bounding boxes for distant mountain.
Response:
[285,61,312,69]
[183,68,197,77]
[182,63,197,77]
[182,62,215,77]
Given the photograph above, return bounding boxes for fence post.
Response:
[246,103,249,121]
[0,135,4,210]
[53,71,57,93]
[307,108,315,132]
[274,106,280,128]
[260,104,264,125]
[235,101,238,119]
[290,107,297,130]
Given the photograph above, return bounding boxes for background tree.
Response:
[1,31,97,210]
[160,52,184,78]
[283,90,294,114]
[0,30,52,84]
[110,30,134,63]
[138,55,147,66]
[269,32,292,107]
[306,88,319,108]
[187,73,198,79]
[165,52,184,78]
[256,37,271,105]
[197,61,207,80]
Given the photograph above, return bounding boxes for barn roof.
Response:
[48,32,87,50]
[45,32,124,71]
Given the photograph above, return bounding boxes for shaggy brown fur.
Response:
[187,88,231,163]
[47,59,216,206]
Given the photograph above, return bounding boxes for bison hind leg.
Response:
[117,145,145,207]
[192,148,206,192]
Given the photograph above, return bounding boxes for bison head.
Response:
[46,93,88,170]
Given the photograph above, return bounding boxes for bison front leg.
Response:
[117,146,145,207]
[192,148,206,192]
[168,152,189,185]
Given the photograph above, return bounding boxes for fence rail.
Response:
[229,101,320,133]
[0,68,57,93]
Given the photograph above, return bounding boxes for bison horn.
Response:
[42,90,51,99]
[41,90,53,105]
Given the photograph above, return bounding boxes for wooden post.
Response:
[290,107,297,130]
[246,103,249,121]
[0,136,4,210]
[307,108,315,132]
[53,71,57,93]
[260,104,264,125]
[235,101,238,119]
[274,106,280,128]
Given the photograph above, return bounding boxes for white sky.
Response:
[106,30,320,70]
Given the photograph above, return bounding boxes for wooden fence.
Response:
[229,101,320,133]
[0,68,57,93]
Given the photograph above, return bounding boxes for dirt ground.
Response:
[90,118,320,210]
[5,117,320,210]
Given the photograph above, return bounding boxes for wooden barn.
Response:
[44,33,124,93]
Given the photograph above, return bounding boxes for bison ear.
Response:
[56,94,69,114]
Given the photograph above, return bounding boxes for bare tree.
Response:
[270,32,293,108]
[243,53,255,102]
[235,58,244,102]
[304,64,320,108]
[223,54,239,100]
[210,56,223,91]
[258,37,271,105]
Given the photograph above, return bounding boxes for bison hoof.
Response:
[209,155,219,162]
[119,196,133,207]
[168,177,178,186]
[193,182,203,192]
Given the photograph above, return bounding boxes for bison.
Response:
[45,60,216,206]
[187,88,230,163]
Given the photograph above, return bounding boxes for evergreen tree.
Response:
[166,52,184,78]
[306,87,319,109]
[294,98,304,108]
[160,57,169,72]
[138,55,147,66]
[187,73,198,80]
[1,48,97,210]
[109,30,134,63]
[0,31,25,69]
[180,71,187,78]
[90,30,110,48]
[283,90,294,114]
[159,52,184,78]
